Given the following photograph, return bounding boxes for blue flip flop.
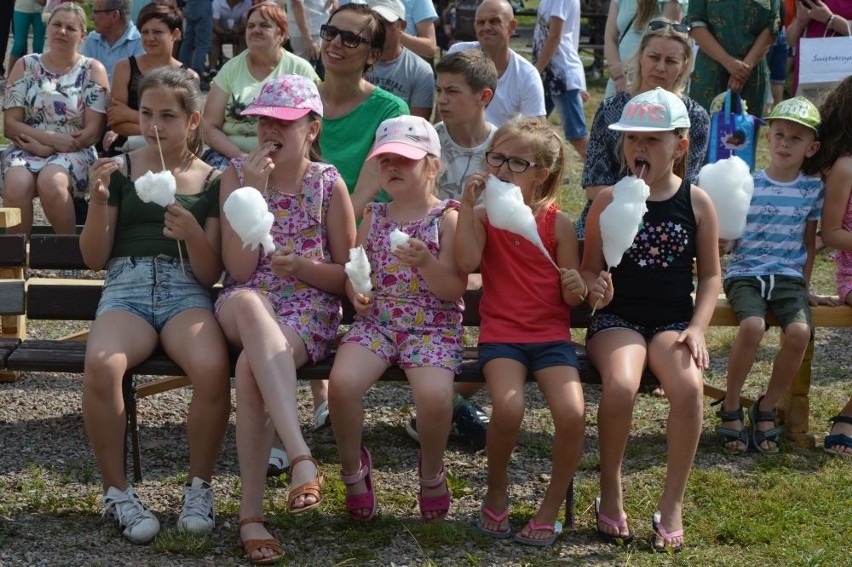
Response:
[513,519,563,547]
[824,415,852,458]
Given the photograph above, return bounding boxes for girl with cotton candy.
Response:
[580,87,720,553]
[215,74,355,565]
[455,116,586,547]
[329,115,465,524]
[79,67,230,546]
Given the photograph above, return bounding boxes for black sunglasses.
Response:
[320,25,370,48]
[648,20,690,34]
[485,152,538,173]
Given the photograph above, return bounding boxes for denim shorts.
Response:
[546,89,589,141]
[478,341,579,373]
[586,312,688,342]
[96,255,213,332]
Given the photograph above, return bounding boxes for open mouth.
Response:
[634,159,650,175]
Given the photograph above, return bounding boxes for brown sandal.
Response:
[287,455,324,514]
[238,516,285,565]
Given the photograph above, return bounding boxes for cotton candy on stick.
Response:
[483,175,559,272]
[345,246,372,295]
[389,228,410,251]
[697,156,753,240]
[592,171,650,314]
[222,187,276,254]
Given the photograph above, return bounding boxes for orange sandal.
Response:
[287,455,324,514]
[238,516,285,565]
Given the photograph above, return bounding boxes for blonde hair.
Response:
[48,2,88,33]
[490,116,568,212]
[626,18,693,95]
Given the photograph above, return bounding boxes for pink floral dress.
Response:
[837,157,852,303]
[215,160,342,362]
[1,54,108,199]
[341,200,464,371]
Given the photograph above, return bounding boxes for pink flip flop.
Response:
[513,518,563,547]
[651,511,683,553]
[594,495,634,545]
[474,505,511,539]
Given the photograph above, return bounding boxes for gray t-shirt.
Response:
[365,48,434,113]
[435,121,496,201]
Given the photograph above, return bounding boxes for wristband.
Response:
[826,15,836,28]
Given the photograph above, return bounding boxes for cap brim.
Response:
[368,142,428,161]
[608,124,675,132]
[241,106,315,120]
[372,7,404,21]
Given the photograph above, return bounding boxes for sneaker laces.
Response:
[104,488,152,530]
[182,481,214,520]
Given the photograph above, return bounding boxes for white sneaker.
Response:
[103,485,160,544]
[177,477,215,535]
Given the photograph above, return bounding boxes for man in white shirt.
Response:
[365,0,435,120]
[210,0,252,74]
[448,0,545,127]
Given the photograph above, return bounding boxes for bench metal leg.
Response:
[122,373,143,483]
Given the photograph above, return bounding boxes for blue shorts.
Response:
[546,89,588,141]
[586,312,688,342]
[478,341,579,373]
[96,255,213,332]
[766,27,789,83]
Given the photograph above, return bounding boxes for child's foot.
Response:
[341,446,377,521]
[287,455,323,513]
[418,462,450,521]
[477,497,510,536]
[513,515,563,546]
[750,396,784,454]
[651,510,684,553]
[715,400,748,452]
[825,415,852,456]
[238,516,284,565]
[594,495,632,543]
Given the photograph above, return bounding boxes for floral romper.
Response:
[341,200,464,371]
[214,160,342,363]
[1,54,108,199]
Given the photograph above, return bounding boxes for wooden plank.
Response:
[25,280,103,320]
[0,208,21,229]
[28,235,88,270]
[0,281,25,315]
[0,234,26,266]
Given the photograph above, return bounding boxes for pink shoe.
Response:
[340,446,377,522]
[418,458,450,521]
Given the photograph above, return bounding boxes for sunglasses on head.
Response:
[648,20,690,34]
[320,25,370,48]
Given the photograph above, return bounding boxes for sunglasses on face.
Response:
[485,152,538,173]
[647,20,690,34]
[320,25,370,48]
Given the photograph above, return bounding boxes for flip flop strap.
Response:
[829,415,852,426]
[528,518,559,534]
[481,505,508,523]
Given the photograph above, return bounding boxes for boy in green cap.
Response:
[715,96,837,454]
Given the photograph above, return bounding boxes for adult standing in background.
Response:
[179,0,214,90]
[8,0,47,77]
[366,0,435,119]
[209,0,252,77]
[285,0,335,76]
[687,0,779,118]
[398,0,439,59]
[448,0,545,126]
[533,0,589,159]
[786,0,852,97]
[602,0,686,99]
[83,0,145,83]
[0,1,15,78]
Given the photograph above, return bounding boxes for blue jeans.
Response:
[545,89,588,141]
[179,0,213,76]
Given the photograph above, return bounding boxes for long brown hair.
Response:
[138,67,205,157]
[802,76,852,177]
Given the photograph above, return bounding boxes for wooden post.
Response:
[1,208,25,382]
[778,337,816,448]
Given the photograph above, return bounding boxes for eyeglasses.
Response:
[320,25,370,48]
[92,8,117,14]
[648,20,690,34]
[485,152,538,173]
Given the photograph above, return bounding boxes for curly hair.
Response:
[802,76,852,177]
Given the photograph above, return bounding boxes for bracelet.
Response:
[89,198,109,206]
[826,14,836,28]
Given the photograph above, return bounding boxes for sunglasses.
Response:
[320,25,370,48]
[648,20,690,34]
[485,152,538,173]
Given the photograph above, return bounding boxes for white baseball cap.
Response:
[368,0,406,22]
[368,116,441,160]
[609,87,691,132]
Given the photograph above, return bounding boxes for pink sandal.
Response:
[340,446,377,522]
[651,511,684,553]
[418,459,451,521]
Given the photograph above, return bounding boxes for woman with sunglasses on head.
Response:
[201,1,318,172]
[602,0,687,99]
[687,0,779,119]
[580,17,709,239]
[317,2,409,217]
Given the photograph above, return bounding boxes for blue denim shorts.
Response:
[478,341,579,373]
[546,89,589,141]
[96,255,213,332]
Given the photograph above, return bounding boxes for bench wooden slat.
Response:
[0,281,25,315]
[25,280,103,320]
[0,234,27,266]
[28,235,88,270]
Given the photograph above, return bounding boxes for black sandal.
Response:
[711,398,749,452]
[749,395,785,454]
[824,415,852,458]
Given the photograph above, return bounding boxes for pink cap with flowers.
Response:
[368,116,441,160]
[241,74,323,120]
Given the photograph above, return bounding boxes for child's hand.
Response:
[270,246,302,278]
[352,292,373,317]
[559,268,587,300]
[676,326,709,370]
[461,173,486,207]
[88,157,121,204]
[394,237,432,268]
[164,202,203,242]
[809,292,842,307]
[241,142,276,190]
[589,270,613,309]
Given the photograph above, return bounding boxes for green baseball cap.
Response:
[766,96,821,133]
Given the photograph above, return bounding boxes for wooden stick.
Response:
[154,125,185,274]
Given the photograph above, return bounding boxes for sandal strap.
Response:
[752,396,779,422]
[289,454,319,471]
[341,465,367,485]
[712,398,745,421]
[238,515,268,529]
[419,464,446,489]
[829,415,852,426]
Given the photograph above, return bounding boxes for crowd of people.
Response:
[0,0,850,562]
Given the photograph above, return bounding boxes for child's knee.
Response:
[781,322,812,351]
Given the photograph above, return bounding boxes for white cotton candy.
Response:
[483,175,555,265]
[135,170,177,208]
[113,155,125,169]
[223,187,276,255]
[389,229,410,251]
[345,246,372,295]
[600,176,650,268]
[698,156,754,240]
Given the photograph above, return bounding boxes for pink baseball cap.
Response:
[241,74,323,120]
[368,116,441,160]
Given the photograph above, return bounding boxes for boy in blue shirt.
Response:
[715,97,833,454]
